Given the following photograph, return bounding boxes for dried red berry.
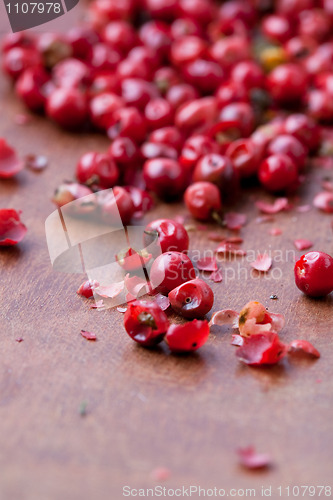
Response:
[184,182,222,221]
[165,319,210,352]
[150,251,195,294]
[77,280,100,299]
[294,251,333,297]
[236,331,287,366]
[168,279,214,319]
[144,219,189,254]
[0,209,27,246]
[124,300,169,346]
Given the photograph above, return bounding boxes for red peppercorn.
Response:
[144,218,189,254]
[183,59,225,93]
[123,186,154,215]
[210,36,251,69]
[88,43,122,72]
[154,66,181,94]
[168,279,214,319]
[109,137,139,167]
[298,9,331,42]
[37,33,72,69]
[165,319,210,352]
[124,300,169,346]
[99,186,135,225]
[218,102,255,138]
[2,47,42,80]
[77,279,100,298]
[193,153,239,203]
[144,98,174,130]
[116,247,152,271]
[67,26,100,60]
[53,58,92,89]
[139,20,172,57]
[102,20,138,54]
[143,158,186,200]
[266,63,308,103]
[89,92,124,130]
[1,32,36,53]
[179,0,216,25]
[294,251,333,297]
[230,61,265,90]
[184,181,222,221]
[267,134,308,171]
[215,81,249,108]
[149,127,184,153]
[171,18,203,38]
[180,135,219,173]
[307,89,333,122]
[226,138,262,178]
[107,107,147,143]
[283,113,320,152]
[52,183,93,208]
[150,251,195,294]
[121,78,160,111]
[261,14,292,43]
[46,87,88,129]
[258,154,298,192]
[166,83,199,110]
[76,152,119,188]
[141,142,178,161]
[175,97,217,131]
[146,0,179,20]
[15,66,49,112]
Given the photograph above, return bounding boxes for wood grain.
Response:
[0,11,333,500]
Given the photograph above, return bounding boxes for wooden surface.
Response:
[1,11,333,500]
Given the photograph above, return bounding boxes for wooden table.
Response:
[0,8,333,500]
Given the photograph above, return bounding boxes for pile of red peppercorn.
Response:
[2,0,333,353]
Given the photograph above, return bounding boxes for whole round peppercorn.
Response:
[180,135,219,172]
[149,127,184,153]
[15,66,49,112]
[283,113,320,152]
[184,181,222,221]
[215,81,249,108]
[267,134,308,171]
[175,97,217,131]
[99,186,135,225]
[266,63,308,103]
[46,87,88,129]
[165,319,210,352]
[226,139,262,178]
[2,47,42,80]
[261,14,292,43]
[124,300,169,346]
[144,98,174,130]
[193,153,239,204]
[218,102,255,138]
[230,61,265,90]
[258,154,298,192]
[150,251,195,294]
[108,107,147,143]
[307,89,333,122]
[143,158,186,200]
[108,137,139,167]
[168,278,214,319]
[76,152,119,189]
[166,83,199,109]
[294,251,333,297]
[89,92,124,130]
[183,59,225,93]
[144,218,189,254]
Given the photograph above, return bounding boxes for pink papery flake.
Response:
[255,197,289,214]
[255,215,275,224]
[208,231,226,241]
[80,330,97,341]
[95,281,124,298]
[313,192,333,213]
[225,212,247,230]
[251,253,272,272]
[294,239,313,251]
[0,138,24,177]
[90,299,104,309]
[296,204,311,213]
[0,209,27,246]
[231,334,244,347]
[269,227,282,236]
[77,279,100,298]
[237,447,272,470]
[14,113,31,125]
[215,243,246,257]
[288,340,320,358]
[117,306,127,313]
[236,331,288,366]
[25,154,48,172]
[150,467,171,481]
[153,293,170,311]
[209,309,239,328]
[124,274,149,297]
[209,268,223,282]
[16,337,24,343]
[196,256,218,272]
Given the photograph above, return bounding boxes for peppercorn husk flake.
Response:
[236,331,287,366]
[294,239,313,251]
[231,334,244,347]
[313,192,333,213]
[0,209,27,246]
[269,227,282,236]
[0,138,24,178]
[25,154,48,171]
[251,253,272,272]
[237,447,272,470]
[196,256,218,272]
[209,309,239,328]
[288,340,320,358]
[95,281,124,299]
[209,268,223,282]
[255,197,290,214]
[153,293,170,311]
[224,212,247,230]
[80,330,97,340]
